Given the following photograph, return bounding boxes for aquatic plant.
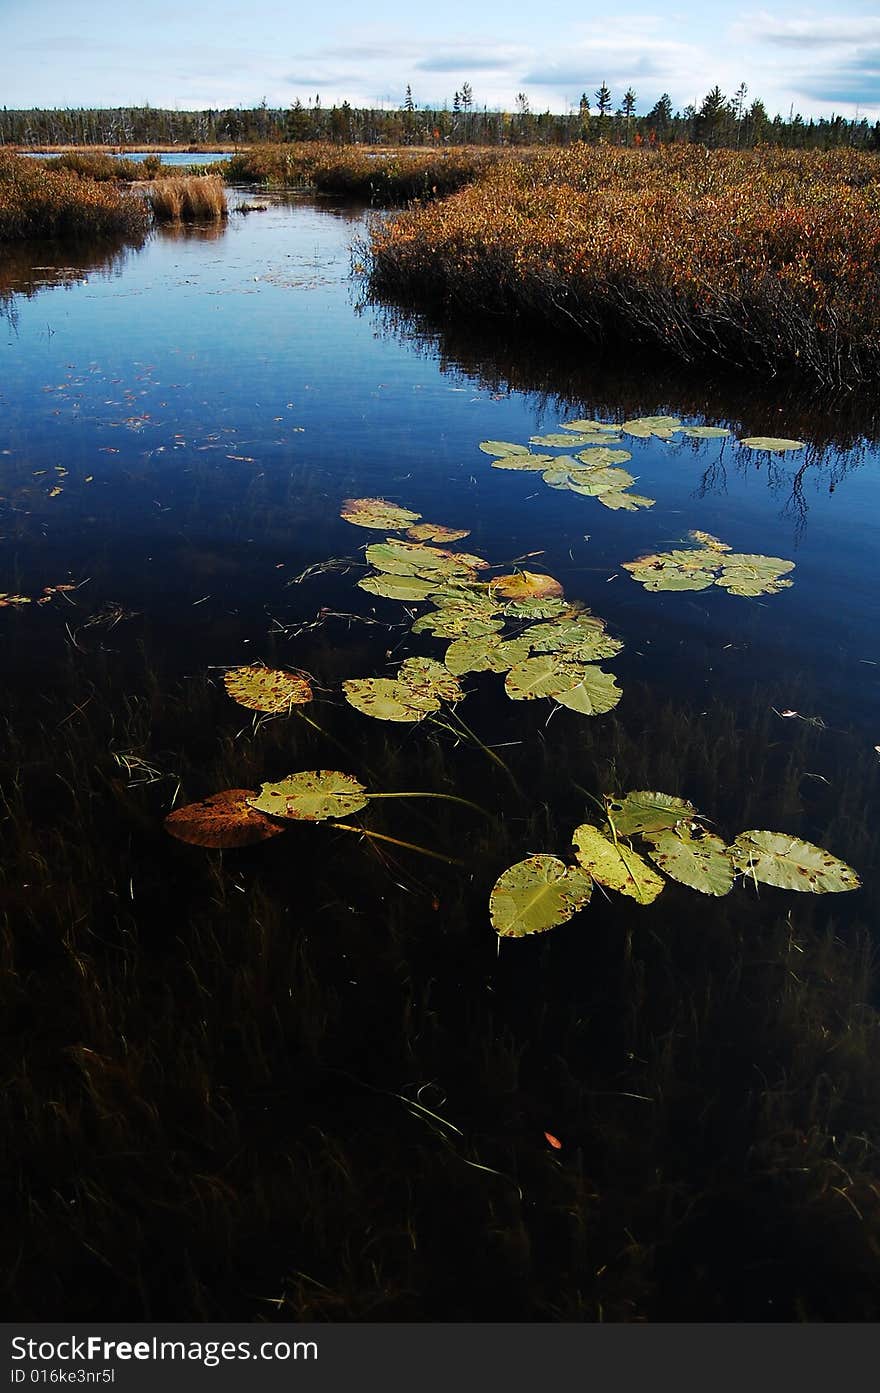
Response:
[490,789,861,936]
[479,420,655,513]
[145,175,227,222]
[623,531,794,596]
[0,151,150,242]
[366,145,880,388]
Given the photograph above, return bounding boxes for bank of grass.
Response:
[367,145,880,388]
[0,151,150,242]
[226,142,504,203]
[145,174,227,222]
[44,151,163,181]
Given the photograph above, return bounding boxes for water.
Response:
[3,191,879,1320]
[22,149,234,165]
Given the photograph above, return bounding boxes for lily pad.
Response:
[412,610,504,639]
[597,491,655,511]
[505,655,622,714]
[740,437,805,452]
[165,788,287,848]
[490,571,564,602]
[621,416,681,439]
[530,432,597,447]
[730,831,860,893]
[567,467,636,496]
[342,677,439,722]
[605,790,698,836]
[643,826,734,897]
[574,448,633,466]
[358,574,437,602]
[248,771,369,822]
[489,854,593,937]
[571,824,665,904]
[479,440,532,457]
[680,426,731,439]
[444,634,533,675]
[623,537,794,597]
[492,453,554,471]
[223,665,312,713]
[560,419,618,432]
[502,596,570,620]
[341,497,421,530]
[405,523,471,543]
[396,656,463,702]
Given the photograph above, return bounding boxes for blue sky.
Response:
[3,1,880,120]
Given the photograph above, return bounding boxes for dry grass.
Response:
[366,144,880,388]
[226,142,505,204]
[0,151,150,242]
[145,175,227,222]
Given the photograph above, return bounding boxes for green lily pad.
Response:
[623,537,794,597]
[223,665,312,713]
[342,676,440,722]
[492,453,554,471]
[502,596,570,620]
[560,419,618,432]
[396,656,463,702]
[605,790,698,835]
[479,440,532,457]
[406,523,471,543]
[597,491,655,511]
[680,426,731,439]
[341,498,421,530]
[740,437,805,452]
[489,854,593,937]
[530,432,597,447]
[358,574,437,602]
[643,826,734,897]
[567,466,636,496]
[571,824,665,904]
[505,654,621,713]
[411,610,504,639]
[730,831,860,893]
[248,771,369,821]
[574,448,633,466]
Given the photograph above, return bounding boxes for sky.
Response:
[3,1,880,121]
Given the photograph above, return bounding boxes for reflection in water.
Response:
[0,234,139,321]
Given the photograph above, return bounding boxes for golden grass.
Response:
[226,142,505,203]
[0,151,151,242]
[145,174,227,222]
[366,144,880,388]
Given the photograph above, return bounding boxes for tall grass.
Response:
[145,175,227,222]
[366,145,880,388]
[227,142,504,204]
[44,151,163,181]
[0,151,150,242]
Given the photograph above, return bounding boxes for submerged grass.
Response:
[366,145,880,389]
[1,596,879,1319]
[0,151,150,242]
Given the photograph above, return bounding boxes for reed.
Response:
[145,175,227,222]
[366,145,880,388]
[0,151,150,242]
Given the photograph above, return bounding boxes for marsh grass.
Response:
[226,143,504,204]
[0,152,150,242]
[2,597,879,1319]
[145,175,227,223]
[366,145,880,389]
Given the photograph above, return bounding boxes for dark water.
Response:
[2,191,879,1321]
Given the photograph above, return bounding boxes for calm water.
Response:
[3,191,880,1319]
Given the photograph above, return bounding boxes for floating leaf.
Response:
[574,447,633,466]
[502,596,570,620]
[342,676,439,722]
[526,618,622,662]
[491,453,554,471]
[0,593,32,607]
[597,491,655,511]
[341,497,421,529]
[396,656,463,702]
[491,571,564,601]
[713,553,795,597]
[643,826,734,897]
[730,831,860,893]
[623,537,794,597]
[689,530,731,551]
[444,633,533,675]
[740,437,805,452]
[479,440,531,457]
[405,523,471,543]
[571,825,665,904]
[567,468,636,497]
[605,790,698,836]
[560,419,618,432]
[412,608,504,639]
[531,432,598,447]
[621,415,681,439]
[680,426,730,439]
[489,854,592,937]
[248,771,369,821]
[505,655,621,714]
[164,788,286,848]
[358,573,437,602]
[223,665,312,713]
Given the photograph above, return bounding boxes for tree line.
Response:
[2,84,878,151]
